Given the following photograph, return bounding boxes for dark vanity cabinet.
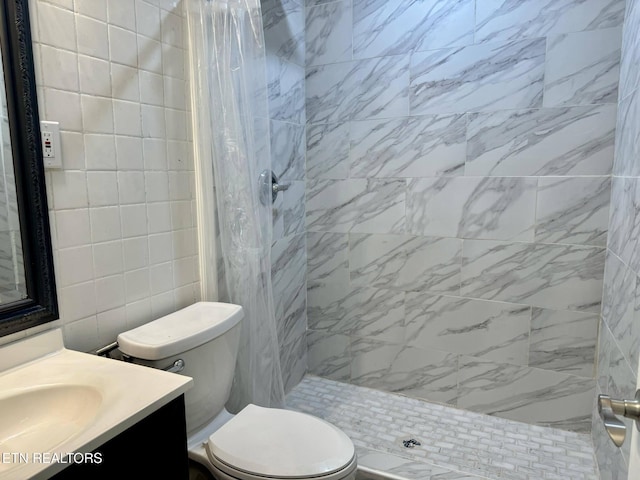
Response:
[50,396,189,480]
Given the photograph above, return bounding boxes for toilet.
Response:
[117,302,357,480]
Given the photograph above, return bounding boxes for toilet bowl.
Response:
[117,302,357,480]
[190,404,357,480]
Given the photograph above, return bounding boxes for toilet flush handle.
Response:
[163,359,185,374]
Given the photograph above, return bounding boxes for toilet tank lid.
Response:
[117,302,243,361]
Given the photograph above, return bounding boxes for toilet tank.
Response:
[117,302,243,434]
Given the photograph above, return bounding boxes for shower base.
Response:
[286,376,598,480]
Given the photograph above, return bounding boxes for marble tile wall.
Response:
[593,0,640,478]
[262,0,307,393]
[306,0,625,433]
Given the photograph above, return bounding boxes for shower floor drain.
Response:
[402,439,421,448]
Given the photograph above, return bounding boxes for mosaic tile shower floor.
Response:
[286,376,598,480]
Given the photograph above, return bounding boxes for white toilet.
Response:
[117,302,357,480]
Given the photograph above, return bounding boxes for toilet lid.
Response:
[207,404,355,479]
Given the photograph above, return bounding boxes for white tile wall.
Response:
[25,0,200,351]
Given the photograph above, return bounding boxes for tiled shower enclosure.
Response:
[264,0,640,478]
[302,0,622,432]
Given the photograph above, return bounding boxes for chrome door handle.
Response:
[598,390,640,447]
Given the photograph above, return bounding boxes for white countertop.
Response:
[0,329,193,480]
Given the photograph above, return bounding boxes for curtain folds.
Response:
[186,0,285,411]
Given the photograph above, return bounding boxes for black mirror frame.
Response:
[0,0,58,336]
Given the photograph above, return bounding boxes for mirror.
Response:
[0,0,58,335]
[0,48,27,305]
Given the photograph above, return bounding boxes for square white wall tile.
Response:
[64,316,100,352]
[147,202,172,233]
[76,14,109,60]
[75,0,107,21]
[143,138,168,170]
[81,96,114,134]
[151,291,176,319]
[89,206,122,243]
[113,100,142,136]
[137,35,163,74]
[93,241,124,277]
[50,171,88,209]
[115,136,144,170]
[44,89,82,131]
[140,71,165,106]
[59,132,86,170]
[87,172,118,207]
[121,204,149,238]
[111,64,140,102]
[56,246,94,287]
[125,268,150,303]
[108,25,139,67]
[107,1,136,31]
[118,172,146,205]
[136,0,161,40]
[161,11,184,48]
[39,45,79,91]
[55,209,92,249]
[84,134,117,170]
[37,2,77,50]
[95,274,126,313]
[60,281,97,323]
[123,237,150,270]
[149,232,173,264]
[97,307,127,345]
[78,55,111,96]
[149,262,173,295]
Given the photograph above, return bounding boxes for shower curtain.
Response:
[186,0,285,411]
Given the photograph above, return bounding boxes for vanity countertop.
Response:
[0,329,193,480]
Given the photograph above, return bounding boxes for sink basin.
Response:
[0,329,192,479]
[0,385,102,456]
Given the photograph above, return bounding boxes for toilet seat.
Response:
[206,404,356,480]
[208,454,358,480]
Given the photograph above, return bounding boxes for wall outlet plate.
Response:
[40,120,61,169]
